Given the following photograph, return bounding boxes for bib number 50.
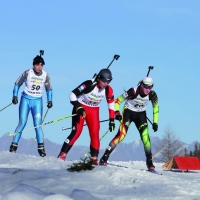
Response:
[31,85,40,91]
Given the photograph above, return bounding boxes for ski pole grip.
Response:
[114,55,120,60]
[107,54,120,69]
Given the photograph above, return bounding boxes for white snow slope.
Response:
[0,151,199,200]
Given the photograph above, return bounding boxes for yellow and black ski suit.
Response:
[103,85,159,159]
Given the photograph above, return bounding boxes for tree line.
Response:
[184,142,200,159]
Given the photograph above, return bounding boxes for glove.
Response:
[152,123,158,132]
[109,118,115,132]
[115,111,122,121]
[76,106,86,118]
[12,96,18,105]
[47,101,53,108]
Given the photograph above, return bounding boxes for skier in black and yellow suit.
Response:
[99,77,159,170]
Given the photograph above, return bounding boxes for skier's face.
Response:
[98,79,109,89]
[140,84,152,95]
[34,63,43,73]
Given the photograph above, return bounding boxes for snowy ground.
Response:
[0,152,200,200]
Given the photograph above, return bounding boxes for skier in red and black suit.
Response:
[58,69,115,165]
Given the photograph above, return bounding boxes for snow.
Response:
[0,152,200,200]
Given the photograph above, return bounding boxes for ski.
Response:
[101,163,163,175]
[147,169,162,175]
[107,163,129,168]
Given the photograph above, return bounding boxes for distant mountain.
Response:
[0,133,197,162]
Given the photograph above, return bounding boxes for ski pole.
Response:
[137,66,154,86]
[92,54,120,85]
[34,108,49,141]
[8,114,77,137]
[107,54,120,69]
[42,108,49,124]
[100,129,109,141]
[146,116,153,125]
[62,119,109,131]
[40,50,44,56]
[146,66,154,77]
[0,103,12,112]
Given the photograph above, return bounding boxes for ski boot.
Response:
[99,152,109,166]
[57,152,67,161]
[9,142,18,153]
[38,143,46,157]
[90,156,98,165]
[146,155,155,170]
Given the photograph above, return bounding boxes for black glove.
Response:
[76,106,86,117]
[47,101,53,108]
[152,123,158,132]
[12,96,18,105]
[109,118,115,132]
[115,111,122,121]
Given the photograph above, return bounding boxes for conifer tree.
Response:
[154,125,183,162]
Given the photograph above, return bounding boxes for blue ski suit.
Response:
[12,68,52,144]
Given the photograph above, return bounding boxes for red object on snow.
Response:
[173,156,200,170]
[162,156,200,172]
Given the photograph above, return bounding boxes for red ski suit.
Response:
[61,79,115,157]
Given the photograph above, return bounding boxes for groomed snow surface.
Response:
[0,151,199,200]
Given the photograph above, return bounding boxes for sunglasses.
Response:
[141,83,153,89]
[99,76,112,83]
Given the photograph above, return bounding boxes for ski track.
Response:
[0,152,200,200]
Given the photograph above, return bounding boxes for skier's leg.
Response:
[85,106,100,164]
[135,112,154,169]
[10,96,30,152]
[31,98,46,157]
[58,106,84,160]
[100,108,131,165]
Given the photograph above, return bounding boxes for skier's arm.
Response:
[44,73,52,102]
[105,86,115,119]
[150,91,159,123]
[69,80,93,108]
[114,87,135,111]
[13,70,28,97]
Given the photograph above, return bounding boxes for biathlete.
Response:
[58,69,115,165]
[99,77,159,170]
[10,52,53,157]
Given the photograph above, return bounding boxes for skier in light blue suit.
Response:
[9,51,53,157]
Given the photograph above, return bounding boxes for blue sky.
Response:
[0,1,200,149]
